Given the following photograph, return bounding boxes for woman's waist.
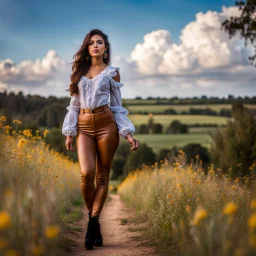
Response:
[80,104,110,114]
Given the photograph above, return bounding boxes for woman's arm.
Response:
[109,68,135,138]
[62,93,80,137]
[109,67,138,151]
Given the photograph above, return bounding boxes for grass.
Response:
[120,218,129,225]
[126,104,256,113]
[117,150,256,256]
[0,116,81,255]
[189,126,218,134]
[129,114,231,128]
[134,134,213,153]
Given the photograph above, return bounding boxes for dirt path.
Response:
[63,193,157,256]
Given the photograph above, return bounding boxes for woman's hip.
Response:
[77,106,118,136]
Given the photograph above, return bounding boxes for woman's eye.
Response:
[89,41,103,44]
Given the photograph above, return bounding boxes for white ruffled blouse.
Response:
[62,65,135,138]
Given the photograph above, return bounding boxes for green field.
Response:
[127,114,227,154]
[126,104,256,113]
[129,114,231,129]
[133,134,213,154]
[188,127,218,134]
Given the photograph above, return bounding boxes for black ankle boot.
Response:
[91,216,103,247]
[84,217,93,250]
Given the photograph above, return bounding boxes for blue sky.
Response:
[0,0,255,98]
[1,0,235,62]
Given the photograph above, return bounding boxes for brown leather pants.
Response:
[76,105,120,218]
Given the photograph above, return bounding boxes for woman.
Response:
[62,29,139,250]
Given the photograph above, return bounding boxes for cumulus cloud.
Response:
[1,5,255,98]
[130,6,254,76]
[0,50,71,96]
[0,50,68,83]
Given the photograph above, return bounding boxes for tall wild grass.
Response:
[0,116,80,256]
[118,150,256,256]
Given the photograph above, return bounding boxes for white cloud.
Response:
[0,50,71,96]
[0,6,255,98]
[130,5,254,76]
[0,50,68,82]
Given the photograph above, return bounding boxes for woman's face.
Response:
[88,34,107,58]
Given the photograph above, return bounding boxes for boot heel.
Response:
[94,238,103,247]
[85,240,93,250]
[91,216,103,247]
[84,215,94,250]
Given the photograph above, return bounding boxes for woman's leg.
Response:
[76,133,97,213]
[91,132,119,218]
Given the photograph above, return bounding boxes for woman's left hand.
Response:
[125,133,139,151]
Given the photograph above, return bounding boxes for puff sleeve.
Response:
[108,66,135,138]
[62,93,80,137]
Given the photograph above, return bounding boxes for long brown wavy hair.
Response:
[67,29,111,96]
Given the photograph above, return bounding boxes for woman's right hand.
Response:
[125,133,139,151]
[65,136,74,151]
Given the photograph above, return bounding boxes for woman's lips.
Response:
[93,50,99,52]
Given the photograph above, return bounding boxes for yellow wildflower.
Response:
[185,205,192,214]
[3,125,12,133]
[251,200,256,210]
[223,202,238,215]
[17,139,27,148]
[22,129,33,137]
[43,129,49,138]
[0,211,11,230]
[13,119,22,125]
[44,225,61,239]
[32,245,43,256]
[248,212,256,232]
[169,199,175,205]
[192,207,208,225]
[0,116,6,122]
[231,185,238,191]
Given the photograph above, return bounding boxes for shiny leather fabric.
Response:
[76,105,120,218]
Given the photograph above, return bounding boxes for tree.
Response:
[110,142,132,180]
[210,102,256,178]
[157,147,179,163]
[221,0,256,66]
[122,143,156,178]
[152,123,163,134]
[139,124,149,134]
[147,115,154,134]
[166,120,189,134]
[182,143,210,171]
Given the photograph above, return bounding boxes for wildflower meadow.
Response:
[118,150,256,256]
[0,116,81,255]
